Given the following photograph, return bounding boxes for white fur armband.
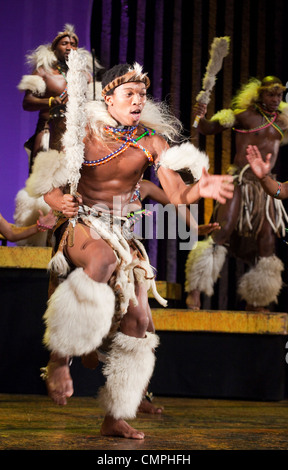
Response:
[17,75,46,95]
[210,108,235,128]
[25,150,70,197]
[158,142,209,181]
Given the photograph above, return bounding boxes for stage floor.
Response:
[1,394,288,451]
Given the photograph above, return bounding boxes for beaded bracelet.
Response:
[48,96,54,108]
[273,181,282,198]
[37,220,53,232]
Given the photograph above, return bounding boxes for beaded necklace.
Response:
[233,105,284,138]
[56,65,67,98]
[83,126,155,167]
[57,65,68,81]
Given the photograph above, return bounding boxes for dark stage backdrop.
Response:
[90,0,288,311]
[1,0,288,310]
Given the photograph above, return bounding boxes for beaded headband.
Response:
[258,83,286,93]
[51,24,79,51]
[102,63,150,97]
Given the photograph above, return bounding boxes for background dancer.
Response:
[186,76,288,312]
[15,25,99,246]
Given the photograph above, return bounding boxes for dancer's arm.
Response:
[0,209,56,242]
[246,145,288,199]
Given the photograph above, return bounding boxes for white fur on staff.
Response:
[193,36,230,128]
[62,49,88,194]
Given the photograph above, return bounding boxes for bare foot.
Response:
[246,304,270,313]
[41,355,74,405]
[186,289,201,310]
[100,415,145,439]
[138,396,163,414]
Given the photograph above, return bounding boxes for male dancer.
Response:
[18,24,95,169]
[186,76,288,311]
[15,25,99,245]
[27,61,234,439]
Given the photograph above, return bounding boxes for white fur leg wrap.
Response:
[98,332,159,420]
[185,237,227,296]
[43,268,115,356]
[237,255,284,307]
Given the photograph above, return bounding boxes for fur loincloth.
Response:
[215,164,288,239]
[49,204,167,323]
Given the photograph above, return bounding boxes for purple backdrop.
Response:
[2,0,288,308]
[0,0,93,225]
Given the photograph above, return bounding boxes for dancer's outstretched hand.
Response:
[38,209,57,229]
[198,222,221,236]
[246,145,271,180]
[198,168,234,204]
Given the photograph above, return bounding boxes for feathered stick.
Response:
[193,36,230,128]
[62,49,88,245]
[91,48,96,100]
